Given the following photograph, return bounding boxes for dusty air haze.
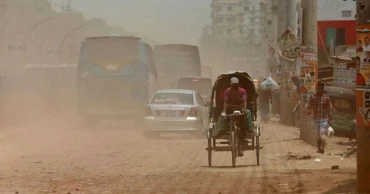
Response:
[59,0,212,45]
[0,0,359,193]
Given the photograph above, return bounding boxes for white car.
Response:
[143,89,210,138]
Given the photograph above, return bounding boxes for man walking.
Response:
[306,82,332,154]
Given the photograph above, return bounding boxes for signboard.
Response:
[299,66,315,93]
[357,25,370,89]
[278,28,299,62]
[8,45,27,51]
[357,62,370,89]
[356,24,370,127]
[278,28,298,51]
[333,62,356,88]
[301,92,314,110]
[300,52,317,63]
[357,90,370,127]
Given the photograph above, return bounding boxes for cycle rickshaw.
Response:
[206,71,261,168]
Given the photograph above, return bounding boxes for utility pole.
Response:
[356,1,370,193]
[286,0,297,34]
[0,0,8,73]
[301,0,317,53]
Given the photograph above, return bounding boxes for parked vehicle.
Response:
[143,89,209,138]
[171,77,212,103]
[324,86,356,139]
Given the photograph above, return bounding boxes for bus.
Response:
[170,77,213,103]
[154,44,201,90]
[77,36,157,125]
[201,65,213,80]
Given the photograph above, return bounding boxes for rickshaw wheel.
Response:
[207,129,213,167]
[255,125,260,166]
[231,131,237,168]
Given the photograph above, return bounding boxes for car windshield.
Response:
[150,93,194,105]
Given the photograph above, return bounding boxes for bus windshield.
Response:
[84,38,142,66]
[154,45,201,76]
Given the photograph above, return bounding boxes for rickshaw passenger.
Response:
[221,77,254,146]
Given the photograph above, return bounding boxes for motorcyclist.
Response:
[221,77,253,156]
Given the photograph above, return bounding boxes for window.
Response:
[196,94,204,106]
[326,28,346,46]
[214,28,223,35]
[244,6,249,11]
[215,17,224,23]
[215,6,221,12]
[342,10,352,17]
[150,93,194,105]
[228,6,232,11]
[227,29,232,35]
[227,17,235,23]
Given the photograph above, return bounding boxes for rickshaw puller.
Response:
[222,77,254,156]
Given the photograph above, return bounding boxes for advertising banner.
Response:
[278,28,299,60]
[357,26,370,89]
[333,62,356,88]
[299,66,315,93]
[300,52,317,63]
[356,1,370,190]
[357,90,370,128]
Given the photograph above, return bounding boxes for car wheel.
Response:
[195,120,206,139]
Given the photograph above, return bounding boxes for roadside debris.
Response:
[287,152,312,160]
[331,165,339,170]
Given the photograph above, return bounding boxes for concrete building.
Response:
[316,0,356,66]
[210,0,265,46]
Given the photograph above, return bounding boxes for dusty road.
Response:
[0,118,357,194]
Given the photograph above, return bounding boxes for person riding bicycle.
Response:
[221,77,254,156]
[291,76,301,98]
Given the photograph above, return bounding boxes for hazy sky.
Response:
[61,0,212,45]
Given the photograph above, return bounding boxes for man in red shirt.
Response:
[306,82,332,154]
[222,77,253,156]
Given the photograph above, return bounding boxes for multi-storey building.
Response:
[210,0,265,46]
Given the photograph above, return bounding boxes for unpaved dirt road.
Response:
[0,118,357,194]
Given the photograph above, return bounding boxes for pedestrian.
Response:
[258,82,272,123]
[306,82,332,154]
[271,87,280,117]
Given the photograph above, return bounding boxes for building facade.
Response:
[317,0,356,65]
[210,0,265,46]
